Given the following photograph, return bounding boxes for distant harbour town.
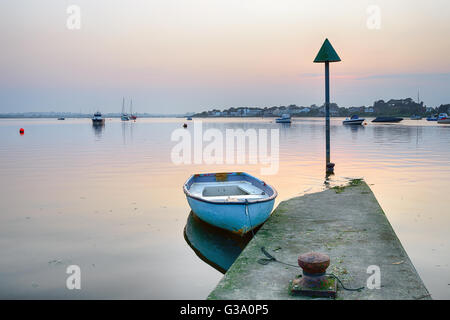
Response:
[1,97,450,119]
[194,98,450,118]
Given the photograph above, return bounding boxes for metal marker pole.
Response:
[314,38,340,174]
[325,61,330,167]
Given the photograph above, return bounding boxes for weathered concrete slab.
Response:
[208,180,431,300]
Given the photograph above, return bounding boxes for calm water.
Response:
[0,118,449,299]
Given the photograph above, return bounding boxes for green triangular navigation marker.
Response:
[314,39,341,63]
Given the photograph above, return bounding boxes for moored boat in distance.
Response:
[57,117,65,120]
[343,115,365,125]
[437,114,450,124]
[275,114,291,123]
[121,97,129,121]
[410,115,422,120]
[92,111,105,124]
[427,114,438,121]
[129,99,137,120]
[183,172,277,234]
[372,116,403,123]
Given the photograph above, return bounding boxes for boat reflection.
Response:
[121,121,134,144]
[184,212,252,274]
[344,123,365,132]
[92,122,105,137]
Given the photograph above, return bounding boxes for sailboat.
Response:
[129,99,137,120]
[121,97,129,121]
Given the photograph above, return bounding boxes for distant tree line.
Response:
[194,98,450,118]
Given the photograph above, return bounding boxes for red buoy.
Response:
[19,128,24,134]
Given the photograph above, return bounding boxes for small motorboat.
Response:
[187,116,193,120]
[438,113,449,120]
[276,114,291,123]
[437,115,450,124]
[372,116,403,123]
[57,117,65,120]
[183,172,277,234]
[410,115,422,120]
[92,111,105,124]
[427,114,438,121]
[343,115,365,125]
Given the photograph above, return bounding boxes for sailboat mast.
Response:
[130,99,133,115]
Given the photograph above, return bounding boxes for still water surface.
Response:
[0,118,449,299]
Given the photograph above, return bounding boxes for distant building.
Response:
[348,107,360,114]
[319,103,339,115]
[298,107,310,113]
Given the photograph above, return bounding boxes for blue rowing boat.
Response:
[183,172,277,234]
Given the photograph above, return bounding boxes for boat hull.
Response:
[372,117,403,123]
[437,118,450,124]
[186,196,275,234]
[276,119,291,123]
[343,119,364,125]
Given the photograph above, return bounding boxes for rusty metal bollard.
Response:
[290,252,337,298]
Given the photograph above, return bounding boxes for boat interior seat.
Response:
[189,181,269,202]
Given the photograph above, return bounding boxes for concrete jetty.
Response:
[208,180,431,300]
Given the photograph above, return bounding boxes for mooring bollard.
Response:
[290,252,337,298]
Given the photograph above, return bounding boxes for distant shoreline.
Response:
[0,115,191,119]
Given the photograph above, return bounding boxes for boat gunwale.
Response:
[183,172,278,205]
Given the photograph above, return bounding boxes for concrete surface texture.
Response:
[208,180,431,300]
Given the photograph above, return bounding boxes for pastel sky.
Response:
[1,0,450,113]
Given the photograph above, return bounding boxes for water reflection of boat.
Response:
[183,172,277,234]
[184,212,251,273]
[91,121,105,136]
